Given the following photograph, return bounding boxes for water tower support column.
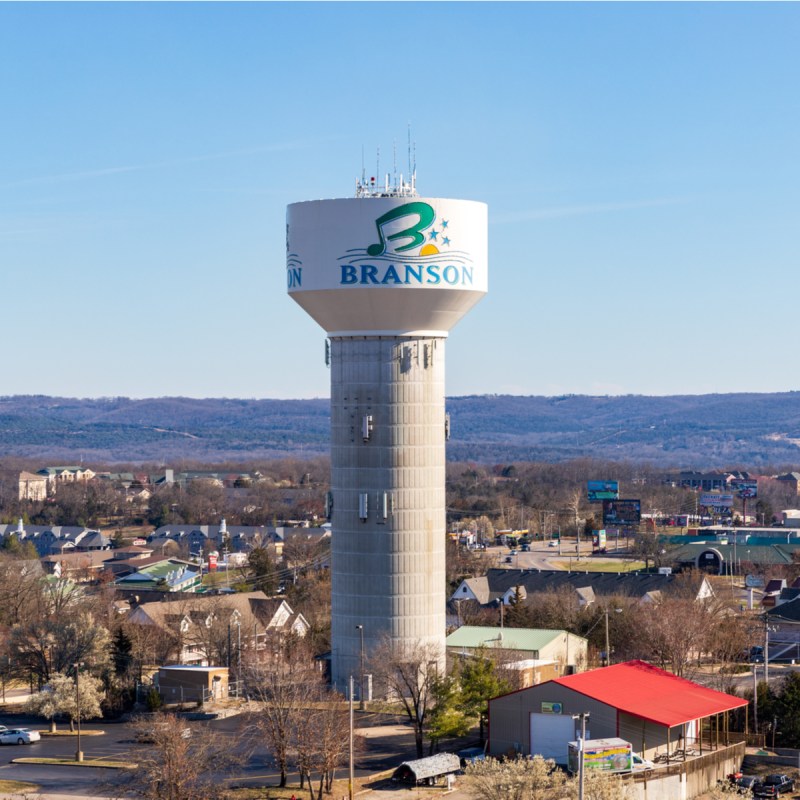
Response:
[330,335,446,687]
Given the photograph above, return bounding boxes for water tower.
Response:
[286,168,488,689]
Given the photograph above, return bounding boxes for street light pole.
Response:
[604,609,610,667]
[356,624,365,710]
[348,675,354,800]
[236,620,242,679]
[73,662,84,762]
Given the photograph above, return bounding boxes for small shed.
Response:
[392,753,461,785]
[156,665,229,704]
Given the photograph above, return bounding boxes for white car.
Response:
[0,728,40,745]
[632,753,654,770]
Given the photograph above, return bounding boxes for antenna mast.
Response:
[356,135,418,198]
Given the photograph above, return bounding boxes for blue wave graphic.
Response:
[337,249,473,267]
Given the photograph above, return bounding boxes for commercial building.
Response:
[446,625,587,685]
[488,660,746,764]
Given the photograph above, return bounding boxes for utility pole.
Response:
[765,617,771,685]
[604,609,611,667]
[572,712,590,800]
[753,664,759,736]
[73,662,84,762]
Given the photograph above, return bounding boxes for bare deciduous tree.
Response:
[294,685,352,800]
[245,650,322,788]
[371,638,443,758]
[463,755,632,800]
[463,755,571,800]
[120,713,242,800]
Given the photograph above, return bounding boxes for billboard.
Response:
[592,529,607,552]
[731,479,758,499]
[602,499,641,526]
[700,493,734,509]
[588,480,619,503]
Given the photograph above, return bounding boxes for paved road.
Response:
[488,538,640,573]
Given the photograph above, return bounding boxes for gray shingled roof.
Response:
[467,568,695,604]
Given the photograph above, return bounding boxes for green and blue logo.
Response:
[340,202,473,287]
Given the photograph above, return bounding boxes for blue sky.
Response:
[2,3,798,399]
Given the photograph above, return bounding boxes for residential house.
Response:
[667,471,736,491]
[36,466,96,494]
[450,569,715,611]
[41,550,117,581]
[113,558,201,594]
[126,591,309,665]
[148,519,321,555]
[0,521,111,556]
[18,471,47,501]
[765,598,800,654]
[776,473,800,495]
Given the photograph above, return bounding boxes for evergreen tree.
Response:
[426,668,469,753]
[112,628,133,677]
[248,547,277,595]
[460,646,512,742]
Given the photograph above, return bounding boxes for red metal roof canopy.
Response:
[554,660,747,728]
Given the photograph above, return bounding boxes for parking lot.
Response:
[0,707,472,798]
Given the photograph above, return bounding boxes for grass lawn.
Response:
[0,780,39,793]
[227,771,392,799]
[12,757,136,769]
[550,559,647,573]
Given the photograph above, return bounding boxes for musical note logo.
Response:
[366,202,435,257]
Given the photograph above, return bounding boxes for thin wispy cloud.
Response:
[0,226,59,238]
[0,141,307,191]
[492,197,688,224]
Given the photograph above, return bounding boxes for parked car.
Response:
[0,728,40,745]
[457,746,486,769]
[504,556,513,563]
[135,723,191,744]
[728,773,759,791]
[631,753,654,770]
[753,774,794,796]
[750,646,765,663]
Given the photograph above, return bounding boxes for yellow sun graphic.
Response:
[420,244,439,256]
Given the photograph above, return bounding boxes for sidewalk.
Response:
[1,687,34,707]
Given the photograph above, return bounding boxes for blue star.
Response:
[441,220,449,229]
[442,236,451,246]
[429,229,439,240]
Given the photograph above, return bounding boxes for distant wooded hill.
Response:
[1,392,800,466]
